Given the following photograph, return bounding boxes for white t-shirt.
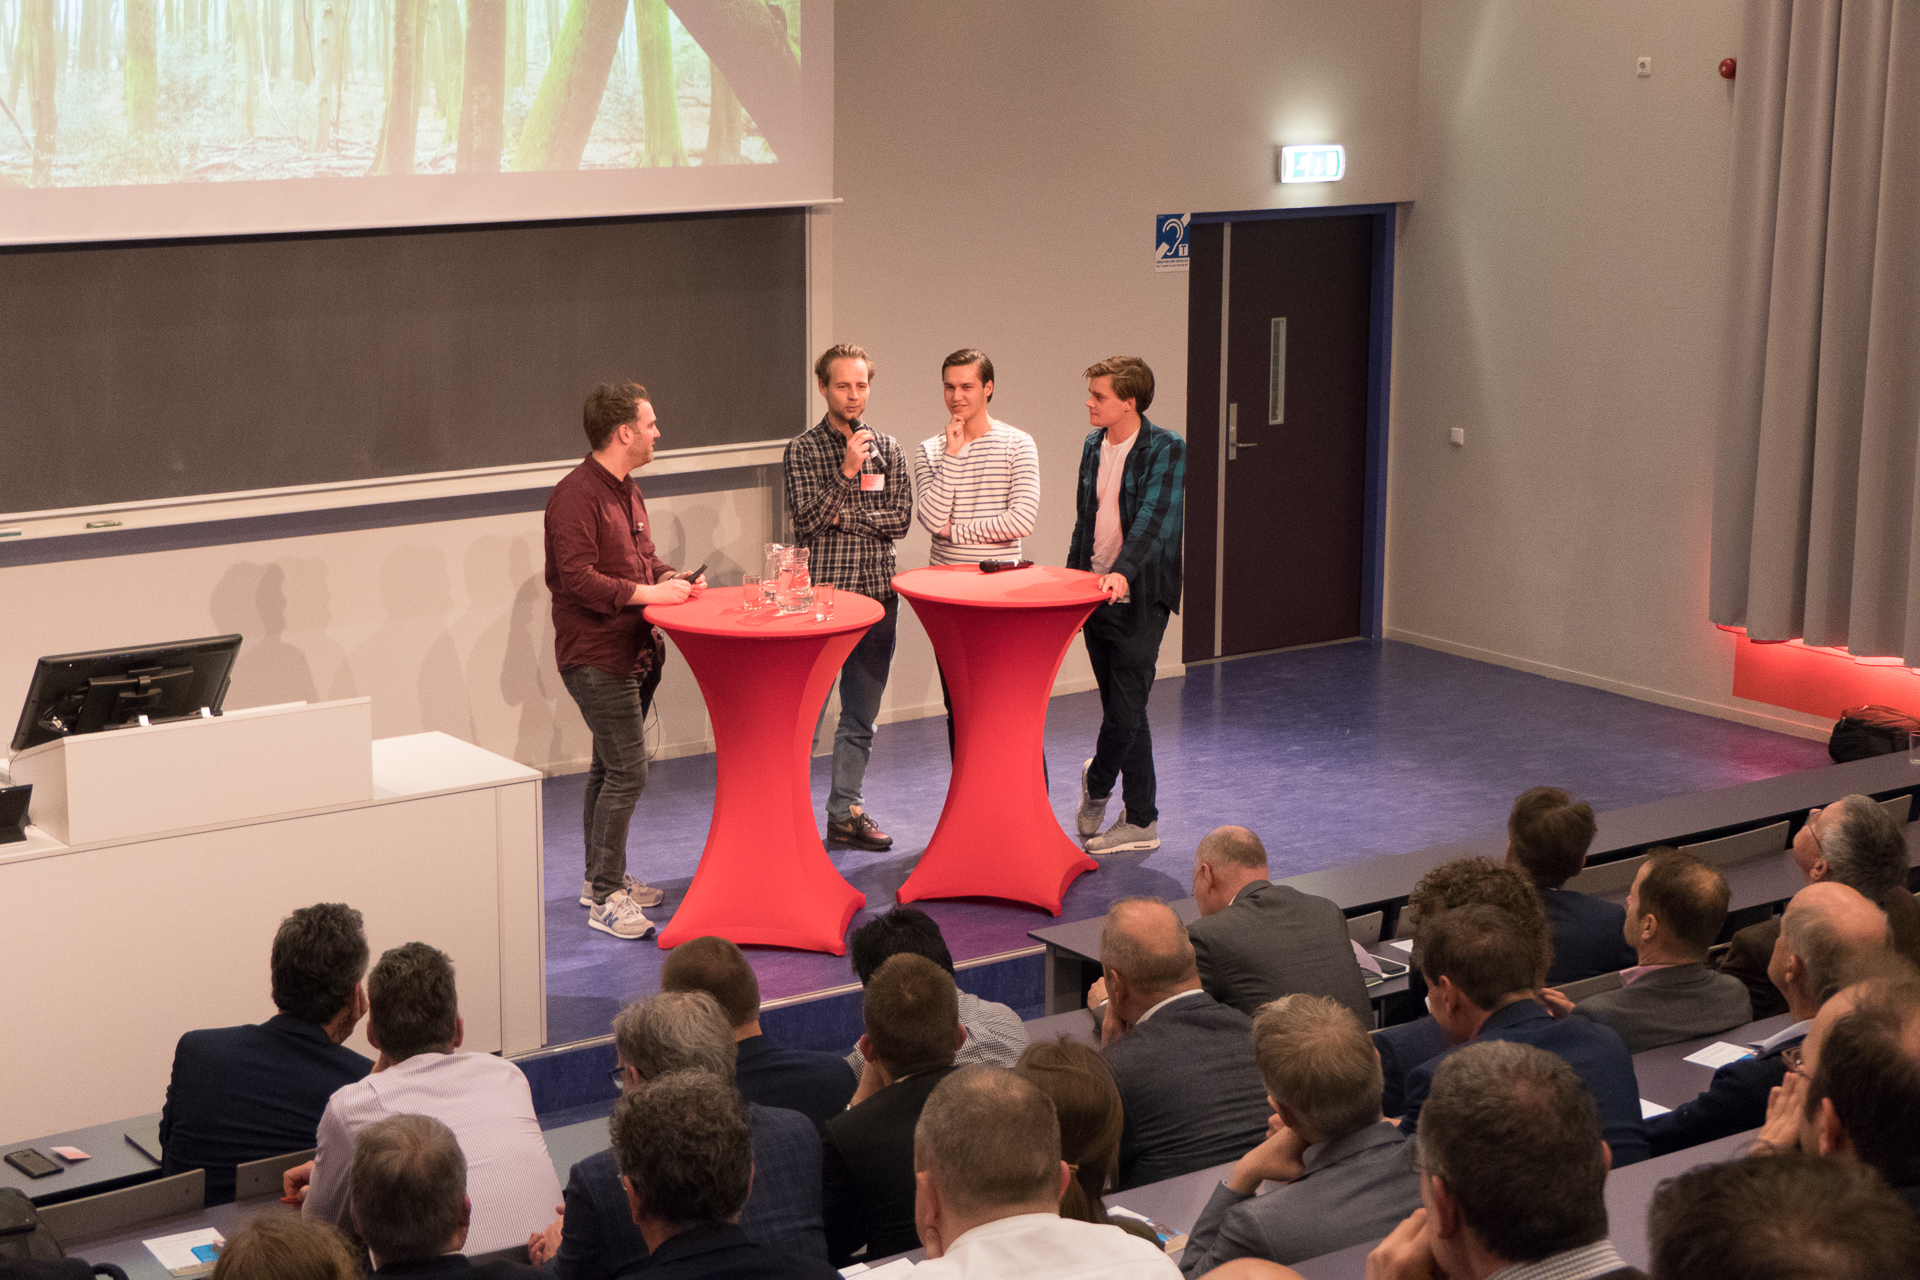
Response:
[1092,429,1137,579]
[912,1212,1179,1279]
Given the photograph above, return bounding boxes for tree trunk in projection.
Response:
[633,0,681,166]
[435,0,461,141]
[10,9,27,115]
[503,0,521,89]
[292,0,310,80]
[539,0,553,59]
[233,0,259,134]
[312,0,339,148]
[706,60,738,162]
[78,0,97,72]
[663,0,794,159]
[29,0,53,183]
[372,0,422,173]
[124,0,156,131]
[264,0,279,76]
[456,0,502,170]
[507,0,619,171]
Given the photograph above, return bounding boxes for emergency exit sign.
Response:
[1277,145,1345,183]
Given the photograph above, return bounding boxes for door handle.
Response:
[1228,403,1256,460]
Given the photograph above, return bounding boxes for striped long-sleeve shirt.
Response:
[912,420,1041,564]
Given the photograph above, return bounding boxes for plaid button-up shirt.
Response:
[783,416,913,602]
[1067,417,1186,613]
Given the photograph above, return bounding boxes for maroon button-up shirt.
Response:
[544,455,675,676]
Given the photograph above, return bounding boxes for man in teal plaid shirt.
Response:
[1068,356,1185,854]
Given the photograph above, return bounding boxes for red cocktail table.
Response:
[644,590,880,953]
[891,564,1108,913]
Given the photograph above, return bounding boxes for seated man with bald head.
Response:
[910,1065,1177,1277]
[1095,897,1271,1188]
[1184,825,1370,1022]
[1649,880,1890,1156]
[1718,793,1920,1018]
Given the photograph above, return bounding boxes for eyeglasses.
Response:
[608,1066,631,1091]
[1781,1044,1806,1076]
[1803,807,1825,855]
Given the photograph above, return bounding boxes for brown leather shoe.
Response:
[827,809,894,851]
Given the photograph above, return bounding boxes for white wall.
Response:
[0,1,1423,777]
[1384,0,1829,739]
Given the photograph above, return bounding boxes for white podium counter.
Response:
[1,713,545,1139]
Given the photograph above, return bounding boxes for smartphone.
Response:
[676,563,707,583]
[5,1148,61,1178]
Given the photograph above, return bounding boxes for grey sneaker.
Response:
[1076,758,1110,837]
[588,890,656,940]
[581,875,666,909]
[1086,812,1160,855]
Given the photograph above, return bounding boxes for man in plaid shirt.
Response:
[784,345,913,850]
[1068,356,1185,855]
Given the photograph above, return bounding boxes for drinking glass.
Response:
[741,575,764,609]
[812,582,836,621]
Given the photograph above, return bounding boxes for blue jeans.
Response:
[824,595,898,822]
[561,663,656,902]
[1083,598,1170,826]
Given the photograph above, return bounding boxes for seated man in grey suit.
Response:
[1091,898,1270,1189]
[1563,846,1751,1052]
[1185,825,1370,1022]
[1180,994,1420,1274]
[531,991,825,1276]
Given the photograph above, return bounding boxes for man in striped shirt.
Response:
[1070,356,1185,854]
[913,349,1042,755]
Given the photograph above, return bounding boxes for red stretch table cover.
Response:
[891,564,1107,913]
[644,590,882,953]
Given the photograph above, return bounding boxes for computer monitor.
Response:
[10,635,243,754]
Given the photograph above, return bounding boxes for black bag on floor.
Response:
[1829,704,1920,763]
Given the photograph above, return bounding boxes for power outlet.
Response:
[1449,428,1466,447]
[1636,55,1653,77]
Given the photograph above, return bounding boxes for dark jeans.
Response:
[826,595,898,822]
[561,663,658,903]
[1082,598,1171,826]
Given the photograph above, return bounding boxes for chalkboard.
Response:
[0,208,807,516]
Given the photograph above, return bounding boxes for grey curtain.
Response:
[1710,0,1920,658]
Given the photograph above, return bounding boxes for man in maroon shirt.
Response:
[545,382,704,940]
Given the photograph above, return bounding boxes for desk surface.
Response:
[1106,1160,1235,1237]
[1632,1012,1796,1110]
[0,1112,162,1204]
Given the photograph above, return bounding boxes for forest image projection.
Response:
[0,0,799,185]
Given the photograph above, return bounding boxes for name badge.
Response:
[860,474,886,492]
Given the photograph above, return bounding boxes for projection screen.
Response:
[0,0,829,244]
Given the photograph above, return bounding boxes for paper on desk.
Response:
[1640,1098,1672,1119]
[1684,1042,1754,1069]
[838,1260,916,1278]
[144,1227,224,1278]
[1387,938,1415,953]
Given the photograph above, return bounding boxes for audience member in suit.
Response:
[1184,825,1370,1022]
[1648,880,1889,1156]
[1089,897,1270,1188]
[841,907,1028,1080]
[352,1113,543,1278]
[1367,1041,1647,1280]
[659,934,855,1127]
[608,1071,839,1280]
[1181,995,1421,1274]
[287,943,561,1256]
[908,1065,1178,1278]
[1012,1038,1160,1247]
[160,902,374,1205]
[209,1211,361,1280]
[1715,793,1920,1019]
[531,991,826,1276]
[1560,847,1751,1052]
[822,953,964,1265]
[1377,857,1551,1116]
[1647,1152,1920,1280]
[1751,961,1920,1208]
[1504,786,1638,985]
[1399,904,1649,1166]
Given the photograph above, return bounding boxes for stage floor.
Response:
[540,639,1829,1046]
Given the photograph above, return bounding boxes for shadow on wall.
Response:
[209,560,322,707]
[331,545,474,742]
